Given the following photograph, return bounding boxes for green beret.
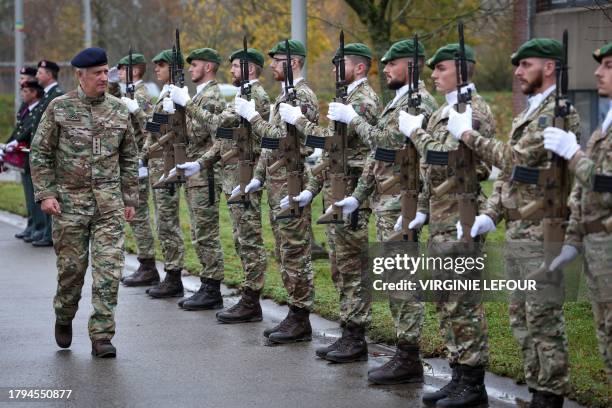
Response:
[593,42,612,63]
[228,48,265,67]
[333,43,372,62]
[268,39,306,57]
[426,43,476,69]
[152,49,184,65]
[186,48,221,64]
[511,38,562,66]
[381,39,425,64]
[117,53,146,67]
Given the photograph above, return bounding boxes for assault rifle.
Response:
[125,46,135,99]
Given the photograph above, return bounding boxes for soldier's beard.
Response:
[387,78,405,90]
[522,71,544,95]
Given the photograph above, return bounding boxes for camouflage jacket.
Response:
[108,81,154,150]
[411,91,495,236]
[30,86,138,215]
[190,80,270,194]
[252,79,319,184]
[298,79,382,196]
[565,124,612,245]
[463,89,581,241]
[351,81,438,212]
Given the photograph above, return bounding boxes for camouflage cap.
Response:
[426,43,476,69]
[593,42,612,63]
[333,43,372,62]
[117,53,146,67]
[187,48,221,64]
[511,38,562,66]
[152,49,184,65]
[381,39,425,64]
[228,48,265,67]
[268,39,306,57]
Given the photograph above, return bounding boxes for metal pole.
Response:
[291,0,307,78]
[14,0,24,119]
[83,0,92,48]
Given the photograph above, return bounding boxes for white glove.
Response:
[121,97,140,114]
[447,105,473,140]
[549,244,579,272]
[332,196,359,215]
[138,166,148,179]
[469,214,496,238]
[399,111,424,139]
[0,150,4,161]
[244,178,262,193]
[327,102,358,125]
[170,85,191,107]
[177,161,201,177]
[162,97,175,114]
[5,140,18,152]
[234,96,258,122]
[280,190,313,209]
[543,127,580,160]
[408,211,428,229]
[394,215,404,232]
[108,66,120,83]
[279,103,304,125]
[456,220,464,240]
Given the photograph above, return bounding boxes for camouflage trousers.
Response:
[326,206,372,328]
[151,186,184,271]
[227,191,266,291]
[375,209,424,345]
[584,231,612,383]
[186,183,224,280]
[429,233,489,367]
[52,208,125,341]
[267,181,314,311]
[127,176,156,259]
[505,240,569,395]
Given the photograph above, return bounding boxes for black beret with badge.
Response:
[70,47,108,68]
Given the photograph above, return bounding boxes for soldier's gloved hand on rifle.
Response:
[406,211,428,230]
[234,96,258,122]
[327,102,358,125]
[162,97,176,114]
[458,214,496,240]
[331,196,359,215]
[121,97,140,114]
[447,105,473,140]
[176,161,201,177]
[543,127,580,160]
[548,244,579,272]
[169,85,191,107]
[279,103,304,125]
[108,66,120,84]
[280,190,313,209]
[138,159,148,179]
[5,140,18,152]
[399,111,424,139]
[232,178,262,197]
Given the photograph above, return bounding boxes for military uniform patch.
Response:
[538,115,551,128]
[66,111,80,121]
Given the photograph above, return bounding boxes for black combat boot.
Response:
[437,365,488,407]
[268,305,312,344]
[422,363,461,405]
[91,339,116,358]
[147,269,184,298]
[216,287,262,323]
[325,323,368,363]
[367,342,423,384]
[122,258,160,286]
[529,390,564,408]
[182,278,223,310]
[54,321,72,349]
[315,322,345,358]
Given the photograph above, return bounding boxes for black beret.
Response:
[21,80,43,92]
[71,47,108,68]
[37,60,59,73]
[20,66,37,76]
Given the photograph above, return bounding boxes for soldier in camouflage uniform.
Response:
[107,53,160,286]
[543,43,612,384]
[278,42,381,362]
[447,39,581,407]
[154,48,227,308]
[170,47,270,322]
[329,39,437,384]
[30,47,138,358]
[400,43,493,407]
[233,39,319,344]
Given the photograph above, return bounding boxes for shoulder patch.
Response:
[537,115,551,129]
